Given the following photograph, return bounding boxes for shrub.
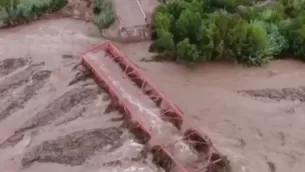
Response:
[279,0,305,17]
[1,3,20,25]
[177,38,200,63]
[262,22,288,55]
[94,8,116,31]
[199,11,242,61]
[229,20,273,65]
[154,29,175,55]
[0,0,19,8]
[282,14,305,59]
[49,0,67,12]
[175,9,202,43]
[0,0,67,26]
[205,0,254,12]
[92,0,116,31]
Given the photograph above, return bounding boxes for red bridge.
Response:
[81,41,229,172]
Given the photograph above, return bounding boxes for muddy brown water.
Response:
[117,42,305,172]
[85,49,207,170]
[0,19,305,172]
[0,19,162,172]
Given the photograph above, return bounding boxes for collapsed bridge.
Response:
[81,41,230,172]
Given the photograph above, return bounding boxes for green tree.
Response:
[175,9,203,43]
[94,9,116,32]
[0,0,19,8]
[177,38,200,62]
[155,29,175,55]
[163,0,185,19]
[154,11,173,33]
[283,13,305,58]
[200,11,241,60]
[279,0,305,17]
[230,20,272,65]
[92,0,116,31]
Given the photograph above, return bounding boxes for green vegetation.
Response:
[152,0,305,66]
[0,0,19,8]
[92,0,116,33]
[0,0,18,20]
[0,0,67,26]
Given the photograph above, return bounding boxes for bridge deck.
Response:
[82,42,227,172]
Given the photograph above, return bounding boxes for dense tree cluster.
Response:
[152,0,305,66]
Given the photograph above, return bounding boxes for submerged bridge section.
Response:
[81,41,229,172]
[112,0,152,42]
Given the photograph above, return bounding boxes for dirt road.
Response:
[0,18,305,172]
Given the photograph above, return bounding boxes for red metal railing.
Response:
[81,41,229,172]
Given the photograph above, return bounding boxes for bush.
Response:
[94,9,116,30]
[49,0,67,12]
[279,0,305,17]
[152,0,305,66]
[1,3,20,25]
[177,38,200,63]
[154,29,175,54]
[199,11,242,61]
[262,22,288,55]
[92,0,116,31]
[282,14,305,59]
[0,0,18,22]
[0,0,19,8]
[205,0,254,12]
[230,20,273,65]
[0,0,67,26]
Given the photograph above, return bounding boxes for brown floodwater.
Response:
[0,18,305,172]
[118,42,305,172]
[0,19,161,172]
